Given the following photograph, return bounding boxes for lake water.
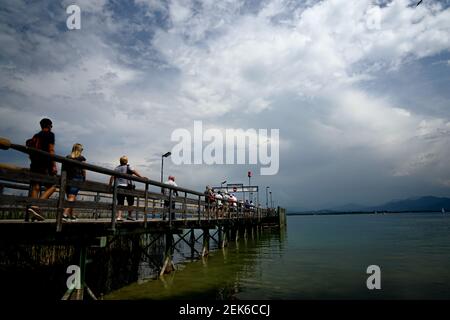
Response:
[106,213,450,299]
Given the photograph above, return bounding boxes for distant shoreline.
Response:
[287,210,446,216]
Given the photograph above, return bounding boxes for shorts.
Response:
[30,162,55,189]
[164,200,176,209]
[117,185,134,206]
[66,176,84,196]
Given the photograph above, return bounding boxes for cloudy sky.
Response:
[1,0,450,210]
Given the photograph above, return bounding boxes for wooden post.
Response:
[190,229,196,259]
[239,200,243,220]
[56,170,67,232]
[168,189,173,226]
[93,192,100,219]
[24,183,32,221]
[160,233,175,276]
[207,196,210,221]
[136,195,140,220]
[152,199,155,219]
[144,183,148,227]
[110,178,118,231]
[202,228,209,257]
[197,195,201,222]
[183,192,187,220]
[221,227,228,248]
[218,226,222,248]
[78,245,87,300]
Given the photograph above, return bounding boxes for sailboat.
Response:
[442,208,446,214]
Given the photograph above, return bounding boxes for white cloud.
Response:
[2,0,450,207]
[149,0,450,117]
[10,54,139,100]
[169,0,193,24]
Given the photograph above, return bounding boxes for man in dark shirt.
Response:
[27,118,57,221]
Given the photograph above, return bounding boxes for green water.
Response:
[106,213,450,299]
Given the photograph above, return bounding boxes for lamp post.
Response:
[270,191,273,209]
[161,152,171,183]
[248,171,252,202]
[266,186,270,208]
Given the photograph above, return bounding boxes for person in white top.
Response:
[215,191,223,217]
[163,175,178,220]
[109,156,144,221]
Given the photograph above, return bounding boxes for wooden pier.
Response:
[0,137,286,300]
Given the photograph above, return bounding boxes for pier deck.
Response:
[0,137,285,299]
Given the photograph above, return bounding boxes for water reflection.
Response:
[106,226,286,300]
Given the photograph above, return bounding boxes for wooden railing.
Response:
[0,137,271,232]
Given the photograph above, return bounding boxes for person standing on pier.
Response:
[26,118,57,221]
[109,156,144,221]
[162,175,178,220]
[62,143,86,222]
[205,185,215,215]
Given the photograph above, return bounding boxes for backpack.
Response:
[26,134,41,150]
[26,134,42,162]
[126,165,136,189]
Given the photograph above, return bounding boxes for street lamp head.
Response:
[221,180,227,185]
[162,151,172,158]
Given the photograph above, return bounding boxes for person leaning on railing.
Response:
[109,156,145,222]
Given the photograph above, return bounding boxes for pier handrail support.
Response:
[0,138,204,196]
[0,138,205,224]
[0,137,274,228]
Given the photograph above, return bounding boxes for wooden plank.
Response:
[144,183,148,225]
[0,169,59,185]
[56,170,67,232]
[111,178,117,231]
[0,170,206,205]
[0,195,204,213]
[0,181,29,191]
[8,143,205,196]
[61,200,111,210]
[66,180,111,193]
[0,194,58,207]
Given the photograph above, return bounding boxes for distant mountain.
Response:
[326,203,368,212]
[368,196,450,212]
[321,196,450,213]
[286,205,312,213]
[289,196,450,214]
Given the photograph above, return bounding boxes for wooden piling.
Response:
[202,228,209,257]
[56,170,67,232]
[160,233,175,276]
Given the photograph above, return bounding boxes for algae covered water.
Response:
[107,213,450,299]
